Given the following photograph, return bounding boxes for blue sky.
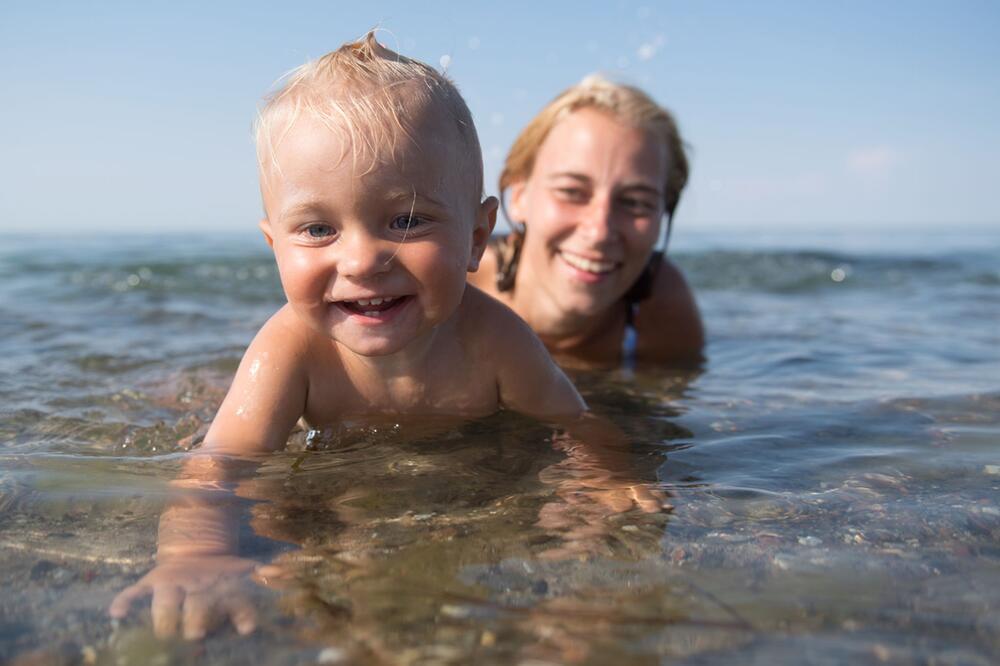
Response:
[1,1,998,234]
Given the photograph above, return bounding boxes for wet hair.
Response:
[254,31,483,201]
[500,75,689,222]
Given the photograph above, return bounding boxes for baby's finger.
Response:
[254,563,294,587]
[151,584,183,638]
[109,582,151,618]
[222,594,257,635]
[181,592,215,641]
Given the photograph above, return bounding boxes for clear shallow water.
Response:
[1,231,998,664]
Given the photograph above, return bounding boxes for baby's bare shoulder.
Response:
[252,305,316,355]
[462,288,585,417]
[459,285,534,344]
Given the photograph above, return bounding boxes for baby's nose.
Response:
[337,231,394,278]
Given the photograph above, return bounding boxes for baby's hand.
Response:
[585,481,671,515]
[109,555,258,640]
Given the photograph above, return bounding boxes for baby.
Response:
[218,34,586,443]
[109,33,591,639]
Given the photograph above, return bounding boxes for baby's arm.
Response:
[489,304,586,419]
[111,308,311,638]
[202,306,310,456]
[486,301,666,517]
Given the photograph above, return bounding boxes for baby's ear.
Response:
[468,197,498,272]
[259,218,275,249]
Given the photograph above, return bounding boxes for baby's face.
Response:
[259,115,494,357]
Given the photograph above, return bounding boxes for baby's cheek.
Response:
[277,251,327,299]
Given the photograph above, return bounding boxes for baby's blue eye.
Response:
[390,214,427,231]
[306,224,334,238]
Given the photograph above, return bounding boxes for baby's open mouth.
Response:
[337,295,408,317]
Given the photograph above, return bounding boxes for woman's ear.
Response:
[259,218,275,249]
[505,181,528,227]
[468,196,499,272]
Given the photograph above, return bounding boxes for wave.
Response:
[2,235,996,300]
[673,249,999,293]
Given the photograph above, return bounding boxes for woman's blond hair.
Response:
[254,31,483,199]
[500,75,688,221]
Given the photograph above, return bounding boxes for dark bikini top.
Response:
[490,232,662,327]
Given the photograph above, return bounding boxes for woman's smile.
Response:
[556,249,620,279]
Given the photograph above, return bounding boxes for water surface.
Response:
[1,231,998,664]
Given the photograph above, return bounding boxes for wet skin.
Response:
[110,105,670,640]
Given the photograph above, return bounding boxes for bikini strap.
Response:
[624,250,664,307]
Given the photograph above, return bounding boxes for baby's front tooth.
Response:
[370,297,384,306]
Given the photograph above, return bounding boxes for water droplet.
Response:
[439,54,452,69]
[467,36,480,50]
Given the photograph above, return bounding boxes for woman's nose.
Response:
[337,230,393,279]
[579,195,615,242]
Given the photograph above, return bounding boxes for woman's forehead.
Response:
[535,108,669,182]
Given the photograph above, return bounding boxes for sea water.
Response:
[1,230,997,664]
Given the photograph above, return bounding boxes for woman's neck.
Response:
[509,261,626,357]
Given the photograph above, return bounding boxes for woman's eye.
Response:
[619,197,657,216]
[390,214,427,232]
[305,224,335,238]
[555,187,588,203]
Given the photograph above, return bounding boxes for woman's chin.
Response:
[553,290,618,320]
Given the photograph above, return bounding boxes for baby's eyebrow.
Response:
[279,201,323,219]
[382,187,446,209]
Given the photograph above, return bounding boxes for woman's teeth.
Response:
[560,252,616,274]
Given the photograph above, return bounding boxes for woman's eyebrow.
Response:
[617,182,663,197]
[547,172,592,183]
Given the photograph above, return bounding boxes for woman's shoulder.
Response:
[632,255,706,363]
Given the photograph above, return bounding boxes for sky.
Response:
[1,1,998,235]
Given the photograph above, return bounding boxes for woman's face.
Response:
[509,108,669,321]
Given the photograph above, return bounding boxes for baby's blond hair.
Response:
[255,32,483,201]
[501,75,688,220]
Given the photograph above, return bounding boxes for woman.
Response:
[471,76,704,365]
